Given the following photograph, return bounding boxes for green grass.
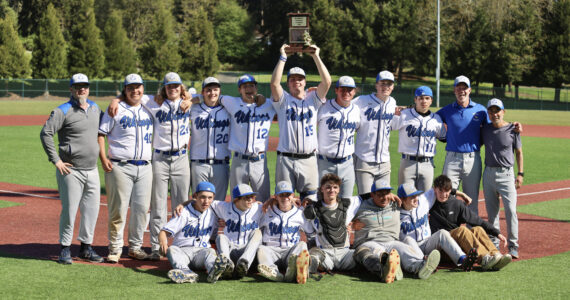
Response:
[518,198,570,222]
[1,251,568,299]
[0,99,112,115]
[0,200,23,208]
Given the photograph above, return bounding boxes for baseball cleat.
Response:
[418,250,440,279]
[492,254,512,271]
[168,269,198,284]
[258,264,284,282]
[462,247,478,272]
[107,251,121,264]
[147,250,162,261]
[296,249,310,284]
[509,247,519,259]
[234,258,248,279]
[128,248,149,260]
[208,255,230,283]
[481,253,501,271]
[381,249,400,284]
[58,247,73,265]
[78,246,104,263]
[284,254,298,282]
[221,256,235,279]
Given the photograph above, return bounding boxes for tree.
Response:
[31,3,67,79]
[0,1,31,78]
[67,0,105,78]
[212,0,257,66]
[179,7,219,80]
[103,10,136,80]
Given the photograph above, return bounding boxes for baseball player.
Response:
[352,180,440,283]
[398,183,478,271]
[391,86,446,191]
[189,77,231,202]
[429,175,512,271]
[257,181,311,284]
[482,98,523,259]
[40,73,104,264]
[353,71,398,198]
[270,43,332,202]
[316,76,361,198]
[97,74,154,263]
[159,181,229,283]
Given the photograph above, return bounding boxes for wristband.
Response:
[517,172,524,177]
[279,55,287,62]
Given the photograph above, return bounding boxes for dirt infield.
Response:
[1,180,569,270]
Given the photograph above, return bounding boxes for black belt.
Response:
[234,152,265,162]
[277,151,315,159]
[402,154,432,163]
[110,159,150,166]
[191,157,230,164]
[155,146,187,156]
[317,154,351,163]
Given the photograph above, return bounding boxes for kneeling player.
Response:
[257,181,311,284]
[159,182,229,283]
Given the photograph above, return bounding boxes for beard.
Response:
[76,95,87,105]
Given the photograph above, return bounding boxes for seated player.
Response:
[158,182,229,284]
[256,181,311,284]
[398,183,478,271]
[429,175,512,271]
[352,180,440,283]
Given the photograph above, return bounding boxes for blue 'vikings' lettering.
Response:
[325,117,357,131]
[286,108,313,122]
[405,125,437,138]
[400,213,429,235]
[225,219,259,233]
[364,108,394,122]
[194,116,230,131]
[155,110,190,124]
[234,110,271,125]
[181,224,213,238]
[119,116,152,130]
[268,222,300,235]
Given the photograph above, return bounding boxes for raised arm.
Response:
[308,45,332,100]
[270,44,289,102]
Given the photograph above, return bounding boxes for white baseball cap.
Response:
[70,73,89,86]
[202,77,220,88]
[397,183,424,198]
[124,73,143,86]
[188,87,197,94]
[275,181,294,195]
[163,72,182,85]
[454,75,471,88]
[232,184,257,200]
[376,70,394,82]
[336,76,356,88]
[287,67,306,79]
[487,98,504,110]
[371,180,392,193]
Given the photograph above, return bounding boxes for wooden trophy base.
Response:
[286,44,314,54]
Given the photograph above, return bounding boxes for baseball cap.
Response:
[232,184,257,200]
[371,180,392,193]
[163,72,182,86]
[397,183,424,198]
[188,87,197,94]
[336,76,356,88]
[376,70,394,82]
[195,181,216,194]
[124,73,143,86]
[287,67,306,80]
[202,77,221,88]
[487,98,504,110]
[454,75,471,88]
[275,181,294,195]
[415,86,433,98]
[70,73,89,86]
[237,74,257,88]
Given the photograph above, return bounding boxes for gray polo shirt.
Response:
[481,122,522,168]
[40,98,102,170]
[353,199,400,248]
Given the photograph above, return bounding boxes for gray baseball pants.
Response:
[317,156,355,198]
[319,247,356,271]
[402,230,465,265]
[230,155,270,202]
[398,158,435,192]
[354,156,391,195]
[257,241,308,270]
[167,245,216,273]
[355,240,425,274]
[275,154,318,201]
[191,161,229,201]
[483,166,519,249]
[216,229,262,269]
[443,151,482,215]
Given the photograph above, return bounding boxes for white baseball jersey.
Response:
[260,205,310,248]
[353,94,397,163]
[189,103,231,160]
[317,99,360,158]
[391,109,446,157]
[99,102,153,160]
[399,189,437,243]
[272,90,325,154]
[142,95,191,151]
[210,201,262,245]
[306,196,362,248]
[162,202,218,248]
[221,96,275,155]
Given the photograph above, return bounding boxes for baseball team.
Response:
[40,43,524,284]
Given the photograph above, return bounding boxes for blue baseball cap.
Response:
[415,86,433,98]
[70,73,89,86]
[376,70,394,82]
[163,72,182,86]
[275,181,294,195]
[487,98,504,110]
[336,76,356,88]
[124,73,143,86]
[232,184,257,200]
[371,180,392,193]
[397,183,424,198]
[454,75,471,88]
[195,181,216,194]
[237,74,257,88]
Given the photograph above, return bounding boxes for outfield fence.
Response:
[0,78,568,111]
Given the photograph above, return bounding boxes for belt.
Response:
[155,146,187,156]
[277,151,315,159]
[191,157,230,165]
[234,152,265,162]
[402,154,432,163]
[110,159,150,166]
[317,154,351,164]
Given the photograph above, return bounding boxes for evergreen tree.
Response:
[67,0,105,78]
[0,2,31,78]
[31,3,67,79]
[179,7,219,80]
[212,0,256,66]
[103,10,136,80]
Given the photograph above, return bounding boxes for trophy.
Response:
[287,12,313,54]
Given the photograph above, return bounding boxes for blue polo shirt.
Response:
[436,99,487,153]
